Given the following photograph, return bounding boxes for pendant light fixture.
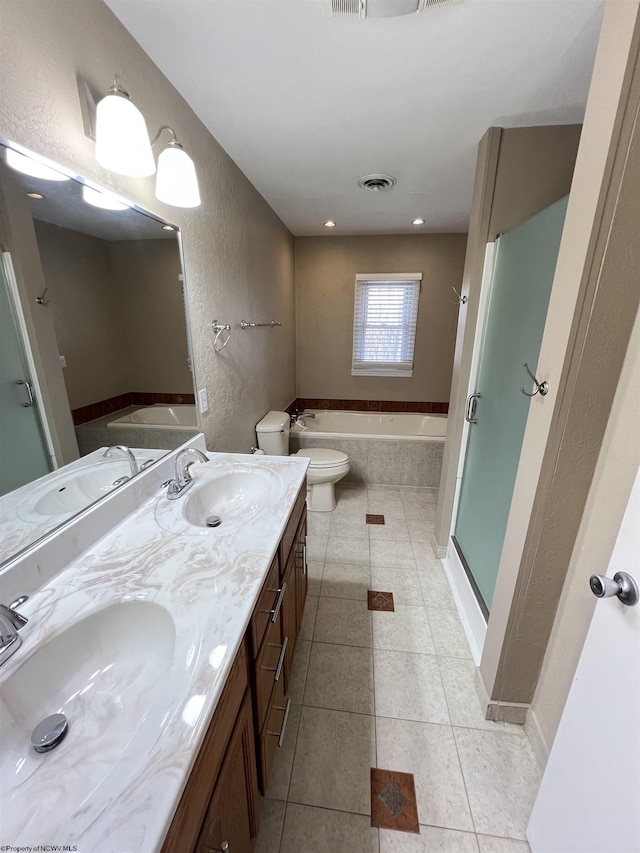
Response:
[90,77,201,208]
[153,127,201,208]
[95,77,156,178]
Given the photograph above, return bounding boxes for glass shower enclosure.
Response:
[453,196,569,614]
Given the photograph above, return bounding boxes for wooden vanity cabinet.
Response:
[161,481,307,853]
[161,640,257,853]
[195,692,257,853]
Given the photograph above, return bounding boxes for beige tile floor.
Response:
[256,485,539,853]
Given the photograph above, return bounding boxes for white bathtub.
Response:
[108,405,198,431]
[291,410,447,442]
[289,409,446,487]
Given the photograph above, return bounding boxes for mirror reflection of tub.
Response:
[0,142,198,566]
[75,405,199,455]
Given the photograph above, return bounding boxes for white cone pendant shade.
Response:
[95,86,156,178]
[155,143,201,208]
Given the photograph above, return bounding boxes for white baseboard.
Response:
[430,532,448,559]
[443,541,487,664]
[525,707,550,772]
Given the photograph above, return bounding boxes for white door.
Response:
[528,468,640,852]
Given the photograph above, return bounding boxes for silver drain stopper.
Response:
[31,713,68,753]
[206,515,222,528]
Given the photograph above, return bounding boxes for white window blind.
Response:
[352,273,422,377]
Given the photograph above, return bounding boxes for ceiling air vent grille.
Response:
[358,174,397,192]
[323,0,366,18]
[323,0,462,16]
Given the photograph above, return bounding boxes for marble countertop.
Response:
[0,451,308,852]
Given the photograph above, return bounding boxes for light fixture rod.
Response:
[151,125,180,147]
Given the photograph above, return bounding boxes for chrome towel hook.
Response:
[451,286,468,306]
[520,363,549,397]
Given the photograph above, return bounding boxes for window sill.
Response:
[351,370,414,378]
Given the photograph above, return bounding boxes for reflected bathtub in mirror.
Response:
[0,141,198,566]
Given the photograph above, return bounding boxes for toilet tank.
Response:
[255,411,290,455]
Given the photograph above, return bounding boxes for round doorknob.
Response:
[589,571,638,606]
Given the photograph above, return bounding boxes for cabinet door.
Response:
[281,550,298,694]
[196,692,259,853]
[295,510,308,633]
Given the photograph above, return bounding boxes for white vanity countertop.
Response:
[0,452,308,853]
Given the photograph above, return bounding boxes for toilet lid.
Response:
[295,448,349,469]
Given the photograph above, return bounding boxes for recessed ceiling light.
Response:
[7,148,70,182]
[27,192,44,200]
[324,220,336,228]
[412,218,425,225]
[162,224,177,231]
[82,185,130,211]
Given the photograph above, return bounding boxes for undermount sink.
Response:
[17,459,136,520]
[0,601,178,831]
[155,463,286,534]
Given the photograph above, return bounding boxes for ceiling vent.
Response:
[323,0,461,18]
[358,174,397,192]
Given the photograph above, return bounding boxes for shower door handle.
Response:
[465,393,481,424]
[16,379,35,407]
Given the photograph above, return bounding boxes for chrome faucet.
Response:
[166,447,208,500]
[103,445,139,478]
[0,603,28,667]
[291,410,316,426]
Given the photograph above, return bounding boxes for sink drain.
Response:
[206,515,222,528]
[31,713,68,753]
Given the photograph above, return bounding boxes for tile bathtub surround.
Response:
[72,391,195,425]
[294,398,449,414]
[290,436,444,488]
[257,483,538,852]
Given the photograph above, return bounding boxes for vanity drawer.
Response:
[254,602,287,731]
[279,482,307,576]
[249,553,280,657]
[259,674,291,794]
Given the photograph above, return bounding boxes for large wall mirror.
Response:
[0,142,198,566]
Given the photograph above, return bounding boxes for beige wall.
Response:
[35,222,193,409]
[295,234,467,402]
[489,126,582,239]
[530,308,639,756]
[0,0,295,454]
[434,124,581,553]
[35,220,127,409]
[479,1,640,722]
[109,238,192,395]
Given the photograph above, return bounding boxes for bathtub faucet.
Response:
[103,445,138,478]
[291,410,315,426]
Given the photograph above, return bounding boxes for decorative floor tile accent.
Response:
[371,768,419,833]
[368,591,395,612]
[366,514,385,525]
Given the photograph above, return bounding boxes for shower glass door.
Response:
[0,254,51,495]
[453,196,568,614]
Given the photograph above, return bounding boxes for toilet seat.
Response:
[294,448,349,468]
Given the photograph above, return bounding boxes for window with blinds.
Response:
[351,273,422,376]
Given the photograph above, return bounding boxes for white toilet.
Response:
[255,411,350,512]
